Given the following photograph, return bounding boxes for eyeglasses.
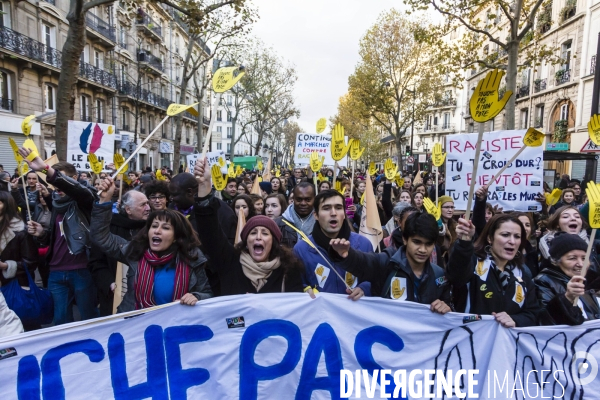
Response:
[149,195,166,201]
[441,206,455,210]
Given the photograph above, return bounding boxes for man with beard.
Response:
[294,189,372,299]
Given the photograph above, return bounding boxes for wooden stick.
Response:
[112,262,123,315]
[435,166,439,207]
[314,175,318,194]
[332,161,338,188]
[201,93,222,158]
[350,160,355,196]
[573,227,596,305]
[483,145,527,191]
[118,173,124,203]
[462,122,485,239]
[20,168,32,222]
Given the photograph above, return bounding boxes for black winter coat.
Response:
[447,239,540,327]
[335,246,451,306]
[0,222,39,287]
[534,267,600,325]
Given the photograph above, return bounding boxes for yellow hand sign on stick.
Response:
[9,138,24,163]
[21,115,36,136]
[228,163,235,178]
[432,143,446,167]
[211,164,227,190]
[113,153,128,174]
[395,173,405,188]
[483,128,544,190]
[384,159,397,180]
[212,66,245,93]
[88,154,104,174]
[368,161,377,176]
[235,165,243,177]
[316,118,327,133]
[349,139,365,161]
[545,188,562,206]
[275,168,281,178]
[257,159,263,171]
[309,151,324,172]
[469,69,513,123]
[156,170,166,181]
[587,114,600,145]
[331,124,350,161]
[167,102,199,117]
[423,197,441,221]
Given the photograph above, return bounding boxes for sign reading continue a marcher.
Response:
[294,133,346,167]
[445,130,543,212]
[67,120,115,172]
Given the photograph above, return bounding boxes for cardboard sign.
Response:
[186,151,227,175]
[294,133,346,167]
[67,121,115,172]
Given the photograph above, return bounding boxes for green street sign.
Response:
[546,143,569,151]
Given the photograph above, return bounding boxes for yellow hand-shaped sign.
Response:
[21,115,36,136]
[257,160,263,171]
[423,197,441,220]
[212,66,245,93]
[211,164,227,190]
[335,180,342,194]
[368,161,377,176]
[235,165,243,176]
[469,69,513,123]
[331,124,350,161]
[586,182,600,228]
[523,127,544,147]
[167,102,199,117]
[316,118,327,134]
[395,173,405,188]
[114,153,128,174]
[275,168,281,178]
[588,114,600,145]
[432,143,446,167]
[349,139,365,161]
[9,138,24,163]
[384,159,397,180]
[228,163,235,178]
[88,154,104,174]
[545,188,562,206]
[218,157,226,168]
[309,151,324,172]
[18,161,29,175]
[156,170,166,181]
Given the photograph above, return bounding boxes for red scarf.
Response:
[135,250,190,309]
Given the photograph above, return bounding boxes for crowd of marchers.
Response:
[0,149,598,337]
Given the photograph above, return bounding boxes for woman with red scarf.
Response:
[90,177,212,312]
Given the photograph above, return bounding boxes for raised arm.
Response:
[329,239,392,285]
[446,218,477,286]
[472,186,487,237]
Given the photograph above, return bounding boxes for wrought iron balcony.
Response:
[516,85,530,99]
[140,128,146,134]
[555,69,570,85]
[0,97,14,112]
[136,11,162,41]
[79,61,117,89]
[137,51,163,74]
[0,26,61,69]
[433,97,457,107]
[534,79,547,93]
[117,80,170,109]
[122,124,130,131]
[96,118,105,123]
[80,115,92,122]
[441,123,455,131]
[86,13,116,43]
[591,55,596,76]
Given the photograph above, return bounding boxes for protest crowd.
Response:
[0,143,598,339]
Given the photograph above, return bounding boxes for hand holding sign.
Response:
[309,151,324,172]
[88,154,104,174]
[331,124,350,161]
[384,159,397,180]
[316,118,327,133]
[588,114,600,145]
[469,69,513,123]
[432,143,446,167]
[211,164,227,190]
[423,197,441,221]
[349,139,365,161]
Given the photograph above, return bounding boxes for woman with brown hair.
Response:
[91,177,213,312]
[447,214,540,327]
[232,195,256,220]
[193,158,304,294]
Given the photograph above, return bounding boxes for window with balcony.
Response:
[520,108,529,129]
[217,126,222,136]
[560,104,569,120]
[94,50,103,69]
[121,107,129,130]
[80,95,90,121]
[227,143,231,153]
[140,113,146,134]
[442,113,450,129]
[227,127,232,138]
[217,110,222,121]
[95,99,104,123]
[561,41,571,71]
[45,84,56,112]
[41,23,55,48]
[1,2,12,28]
[227,95,233,106]
[0,70,14,112]
[227,111,232,122]
[149,115,154,132]
[535,105,544,128]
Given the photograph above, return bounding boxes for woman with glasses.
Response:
[144,180,169,211]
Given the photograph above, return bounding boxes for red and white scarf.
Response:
[135,250,190,309]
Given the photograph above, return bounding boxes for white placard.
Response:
[186,151,227,174]
[67,120,116,172]
[293,133,347,167]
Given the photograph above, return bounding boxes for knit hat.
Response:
[549,232,588,260]
[438,196,453,206]
[259,182,273,194]
[240,215,282,244]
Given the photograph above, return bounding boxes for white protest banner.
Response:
[294,133,347,167]
[186,151,227,174]
[0,294,598,399]
[445,129,543,211]
[67,120,116,172]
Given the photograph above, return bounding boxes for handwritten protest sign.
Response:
[67,120,115,172]
[445,130,543,212]
[294,133,346,167]
[187,151,227,174]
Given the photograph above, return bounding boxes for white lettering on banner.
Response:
[0,294,598,399]
[293,133,347,167]
[67,120,116,172]
[444,130,543,212]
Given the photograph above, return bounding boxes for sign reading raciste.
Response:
[444,129,543,212]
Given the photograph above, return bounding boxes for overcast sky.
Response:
[250,0,405,134]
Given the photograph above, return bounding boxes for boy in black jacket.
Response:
[330,212,452,314]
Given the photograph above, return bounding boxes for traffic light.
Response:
[405,145,410,156]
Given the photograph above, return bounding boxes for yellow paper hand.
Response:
[586,182,600,228]
[469,69,513,123]
[88,154,104,174]
[309,152,323,172]
[228,163,235,178]
[331,124,350,161]
[113,153,128,174]
[523,128,544,147]
[257,160,263,171]
[316,118,327,134]
[432,143,446,167]
[588,114,600,146]
[384,159,397,180]
[275,168,281,178]
[18,161,29,174]
[211,164,227,190]
[9,138,24,163]
[368,161,377,176]
[212,66,245,93]
[235,165,243,176]
[423,197,441,220]
[349,139,365,161]
[21,115,36,136]
[395,173,405,188]
[545,188,562,206]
